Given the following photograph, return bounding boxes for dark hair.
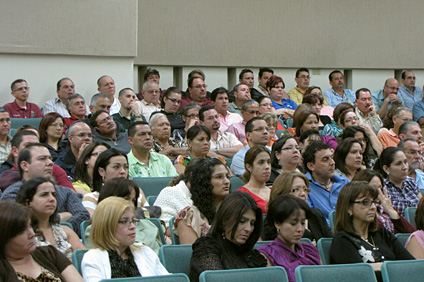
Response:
[334,181,379,234]
[304,86,322,95]
[398,137,419,150]
[98,178,140,209]
[239,69,253,80]
[92,148,128,192]
[329,70,342,82]
[374,147,403,178]
[242,146,271,183]
[259,68,274,78]
[271,135,297,169]
[334,137,363,177]
[339,109,357,127]
[161,87,181,109]
[352,169,384,188]
[415,197,424,230]
[181,101,201,117]
[399,121,420,136]
[118,87,135,98]
[90,110,108,128]
[17,143,49,177]
[294,106,319,137]
[11,130,38,149]
[199,105,215,121]
[333,103,354,124]
[209,191,262,251]
[16,177,59,231]
[382,104,403,129]
[169,157,206,186]
[211,87,229,102]
[128,121,149,138]
[302,141,331,174]
[143,68,160,82]
[188,69,205,81]
[56,77,73,91]
[186,124,210,141]
[355,88,371,100]
[190,158,227,224]
[402,70,413,80]
[299,129,322,144]
[11,79,27,91]
[38,113,65,144]
[256,95,272,105]
[188,76,203,88]
[266,75,285,92]
[245,117,265,135]
[74,142,111,189]
[342,126,371,167]
[302,92,323,105]
[296,68,310,77]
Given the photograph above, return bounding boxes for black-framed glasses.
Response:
[166,97,181,104]
[351,199,380,207]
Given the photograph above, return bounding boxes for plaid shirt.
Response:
[384,177,420,217]
[153,138,187,153]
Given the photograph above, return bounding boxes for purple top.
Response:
[258,237,320,282]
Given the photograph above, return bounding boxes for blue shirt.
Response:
[415,169,424,191]
[230,145,271,176]
[306,172,350,225]
[323,88,356,108]
[271,99,298,110]
[371,89,401,111]
[398,86,423,110]
[413,100,424,122]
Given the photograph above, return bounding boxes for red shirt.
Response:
[4,100,42,118]
[63,114,87,134]
[179,97,213,111]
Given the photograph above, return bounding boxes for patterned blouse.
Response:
[108,249,142,279]
[35,224,73,259]
[17,266,61,282]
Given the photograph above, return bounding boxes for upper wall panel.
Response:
[136,0,424,69]
[0,0,138,57]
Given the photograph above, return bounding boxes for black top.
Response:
[190,236,267,282]
[263,208,333,242]
[108,249,141,279]
[153,110,185,132]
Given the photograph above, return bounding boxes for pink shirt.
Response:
[227,121,246,142]
[218,111,242,132]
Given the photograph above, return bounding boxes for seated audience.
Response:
[406,197,424,259]
[269,136,302,185]
[97,75,121,115]
[377,106,412,149]
[179,76,212,110]
[112,88,145,130]
[43,77,76,117]
[303,141,349,223]
[354,88,383,133]
[0,143,89,234]
[172,101,201,141]
[72,142,110,195]
[372,78,401,119]
[257,96,273,115]
[211,87,242,131]
[229,83,251,116]
[174,158,230,244]
[398,121,423,142]
[63,94,88,133]
[38,112,65,161]
[334,137,363,181]
[16,177,86,259]
[258,195,321,282]
[330,182,414,275]
[190,192,266,282]
[265,172,332,242]
[228,99,259,143]
[237,146,271,214]
[342,125,383,165]
[257,67,274,96]
[127,121,178,178]
[298,129,322,152]
[287,68,312,106]
[0,201,83,282]
[4,79,42,118]
[261,112,279,147]
[239,69,263,101]
[353,169,415,235]
[81,197,168,281]
[136,81,161,122]
[374,147,422,216]
[304,86,334,117]
[323,70,356,107]
[302,91,332,128]
[322,102,354,137]
[0,107,11,163]
[398,137,424,188]
[266,75,297,117]
[155,87,185,131]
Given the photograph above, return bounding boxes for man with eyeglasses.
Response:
[398,137,424,190]
[112,88,145,130]
[398,70,423,110]
[211,87,242,132]
[55,121,92,180]
[172,102,201,142]
[199,106,242,159]
[97,75,121,115]
[229,83,251,116]
[230,117,271,176]
[377,107,413,148]
[228,100,259,143]
[303,141,349,224]
[179,76,212,111]
[3,79,42,118]
[372,78,402,119]
[134,81,161,122]
[288,68,329,107]
[354,88,382,133]
[91,110,131,153]
[323,70,356,108]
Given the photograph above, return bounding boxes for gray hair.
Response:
[397,137,419,150]
[142,80,159,91]
[399,121,420,136]
[149,112,166,129]
[232,83,248,95]
[66,93,85,112]
[182,101,201,116]
[90,93,109,106]
[394,106,412,117]
[241,99,259,111]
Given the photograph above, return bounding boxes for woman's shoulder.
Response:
[192,236,220,253]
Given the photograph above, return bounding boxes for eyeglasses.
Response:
[146,89,160,94]
[291,187,310,194]
[406,149,423,156]
[351,199,381,207]
[186,114,199,118]
[344,116,359,123]
[118,218,140,227]
[166,97,181,104]
[246,110,260,115]
[252,126,270,132]
[99,116,112,125]
[281,146,301,152]
[13,86,29,92]
[400,118,413,122]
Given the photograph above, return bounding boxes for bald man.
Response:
[372,78,402,119]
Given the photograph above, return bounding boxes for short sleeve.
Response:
[174,206,210,237]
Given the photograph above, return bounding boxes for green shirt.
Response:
[128,150,178,178]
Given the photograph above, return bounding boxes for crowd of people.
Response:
[0,67,424,281]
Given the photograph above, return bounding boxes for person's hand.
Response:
[358,122,372,134]
[129,101,141,116]
[386,94,401,104]
[377,187,399,219]
[368,104,377,116]
[77,142,89,160]
[187,118,199,130]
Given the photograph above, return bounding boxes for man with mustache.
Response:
[3,79,42,118]
[354,88,383,133]
[323,70,356,108]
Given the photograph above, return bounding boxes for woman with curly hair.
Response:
[174,158,230,244]
[38,112,65,161]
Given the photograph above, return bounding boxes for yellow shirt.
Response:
[287,87,329,106]
[72,180,91,193]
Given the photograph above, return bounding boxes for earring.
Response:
[348,213,353,219]
[277,228,280,233]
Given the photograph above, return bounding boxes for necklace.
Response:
[361,236,379,251]
[323,180,332,190]
[109,137,118,145]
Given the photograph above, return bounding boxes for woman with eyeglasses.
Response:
[174,158,230,245]
[154,87,185,132]
[330,182,414,274]
[237,146,272,214]
[264,171,332,242]
[374,147,422,217]
[172,101,201,142]
[81,197,168,281]
[353,169,415,235]
[302,91,332,128]
[334,138,363,181]
[38,112,65,161]
[266,75,297,117]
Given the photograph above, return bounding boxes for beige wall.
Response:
[137,0,424,69]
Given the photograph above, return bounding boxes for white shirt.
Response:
[43,97,90,117]
[210,130,242,151]
[135,100,160,122]
[109,97,121,115]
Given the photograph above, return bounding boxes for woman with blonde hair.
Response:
[81,197,168,281]
[264,171,332,242]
